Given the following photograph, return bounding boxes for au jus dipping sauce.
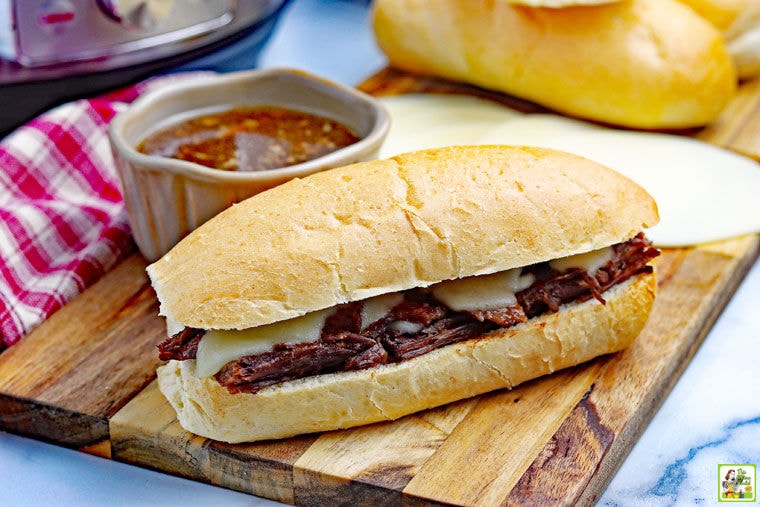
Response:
[137,106,361,172]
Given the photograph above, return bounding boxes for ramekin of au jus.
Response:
[109,68,390,262]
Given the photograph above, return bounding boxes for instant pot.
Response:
[0,0,290,137]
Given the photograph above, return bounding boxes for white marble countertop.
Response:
[1,1,758,505]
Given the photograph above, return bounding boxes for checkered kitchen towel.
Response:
[0,73,206,349]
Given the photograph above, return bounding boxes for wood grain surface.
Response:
[0,69,758,505]
[107,236,759,506]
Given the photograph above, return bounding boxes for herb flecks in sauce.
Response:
[137,106,360,172]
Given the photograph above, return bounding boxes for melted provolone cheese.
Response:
[191,245,621,378]
[165,316,185,337]
[194,294,406,378]
[378,95,760,248]
[360,293,404,330]
[549,247,613,274]
[195,308,334,378]
[431,268,535,312]
[389,320,425,334]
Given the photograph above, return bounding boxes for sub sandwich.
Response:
[148,145,660,443]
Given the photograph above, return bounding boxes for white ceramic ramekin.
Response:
[109,68,389,261]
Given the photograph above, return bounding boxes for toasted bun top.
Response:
[146,145,659,330]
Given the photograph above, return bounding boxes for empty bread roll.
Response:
[372,0,737,128]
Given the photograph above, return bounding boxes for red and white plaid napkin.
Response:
[0,73,205,349]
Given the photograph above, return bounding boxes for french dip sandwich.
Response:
[148,145,660,443]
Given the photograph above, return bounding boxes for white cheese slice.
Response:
[549,247,613,274]
[194,293,404,378]
[164,316,185,337]
[431,268,535,312]
[533,130,760,247]
[389,320,425,334]
[378,95,760,248]
[376,94,524,159]
[195,308,334,378]
[474,113,601,145]
[360,293,403,330]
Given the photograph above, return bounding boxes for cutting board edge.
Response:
[0,391,110,451]
[576,235,760,505]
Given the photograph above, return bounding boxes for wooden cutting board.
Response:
[1,69,758,506]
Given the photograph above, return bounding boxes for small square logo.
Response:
[719,464,756,502]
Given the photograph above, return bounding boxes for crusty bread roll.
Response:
[147,145,658,330]
[148,145,660,443]
[372,0,737,129]
[677,0,751,31]
[681,0,760,79]
[158,273,656,443]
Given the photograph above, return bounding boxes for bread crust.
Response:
[157,271,656,443]
[677,0,751,31]
[666,1,760,78]
[372,0,736,128]
[147,145,658,330]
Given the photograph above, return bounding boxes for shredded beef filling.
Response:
[158,234,659,394]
